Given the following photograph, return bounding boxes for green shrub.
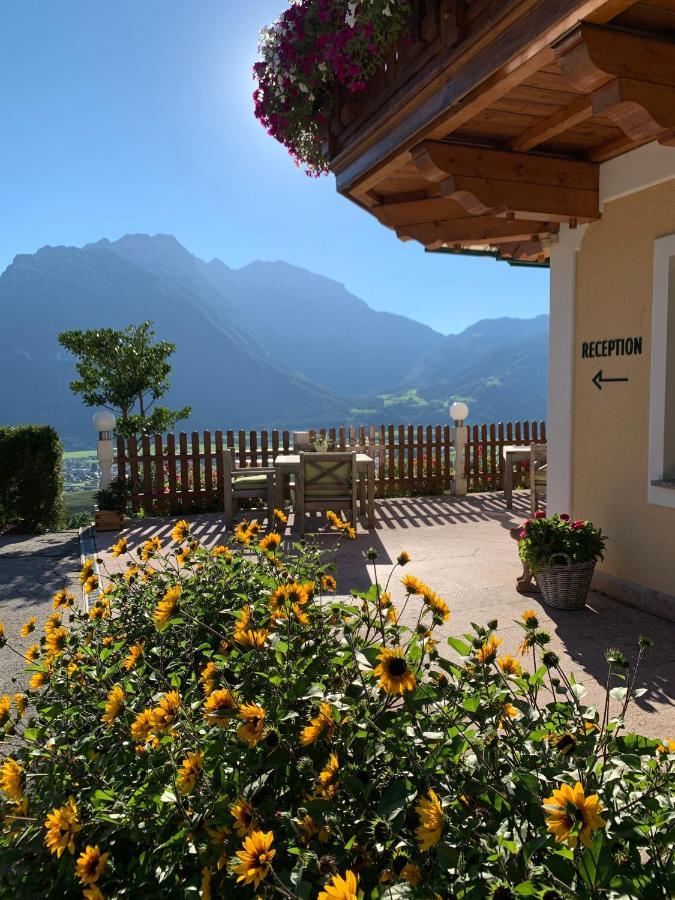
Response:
[0,519,672,898]
[0,425,63,533]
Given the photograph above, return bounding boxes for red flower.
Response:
[560,514,570,521]
[572,520,585,530]
[534,511,546,519]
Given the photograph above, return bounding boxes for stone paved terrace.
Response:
[92,492,675,740]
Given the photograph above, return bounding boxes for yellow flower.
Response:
[211,545,232,560]
[153,585,180,630]
[378,591,392,609]
[498,654,523,676]
[543,781,606,848]
[201,661,218,696]
[0,694,10,723]
[150,690,180,731]
[29,670,48,690]
[44,797,82,857]
[53,588,76,609]
[237,703,266,747]
[45,612,62,633]
[75,844,110,884]
[111,537,128,557]
[421,587,450,622]
[400,863,422,886]
[321,574,337,592]
[130,709,156,746]
[415,789,443,851]
[387,606,399,624]
[175,547,191,567]
[13,693,27,716]
[25,643,40,663]
[140,535,161,561]
[88,598,110,621]
[373,647,417,695]
[475,635,502,664]
[204,688,238,726]
[402,574,426,595]
[207,823,231,845]
[170,519,190,542]
[123,565,139,582]
[234,830,276,890]
[233,606,269,649]
[0,759,23,802]
[300,702,335,747]
[83,887,104,900]
[83,574,99,594]
[123,643,144,671]
[316,753,339,799]
[45,626,68,659]
[318,869,359,900]
[79,560,94,584]
[521,609,538,625]
[397,550,411,566]
[176,751,204,795]
[102,685,124,726]
[259,532,281,553]
[231,797,256,837]
[517,632,537,656]
[20,617,37,638]
[273,508,287,525]
[656,738,675,754]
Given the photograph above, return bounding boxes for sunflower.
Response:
[130,709,156,746]
[234,625,269,649]
[498,654,523,676]
[111,537,128,557]
[321,574,337,592]
[373,648,417,695]
[521,609,539,626]
[20,617,37,638]
[75,844,110,884]
[273,507,287,524]
[316,753,339,799]
[231,797,257,837]
[53,589,76,609]
[397,550,411,566]
[170,519,190,542]
[123,642,144,671]
[175,547,192,567]
[79,560,94,584]
[150,691,180,731]
[211,545,232,559]
[140,535,161,561]
[176,751,204,795]
[83,887,104,900]
[259,532,281,553]
[24,643,40,663]
[200,661,218,696]
[0,695,10,723]
[401,574,426,595]
[29,671,48,690]
[13,694,27,716]
[237,703,266,747]
[318,870,359,900]
[475,635,502,664]
[400,863,422,886]
[300,702,335,746]
[88,598,110,621]
[102,684,124,726]
[517,632,537,656]
[44,612,62,633]
[0,759,23,802]
[44,797,82,857]
[657,738,675,754]
[415,789,443,851]
[45,626,68,659]
[543,781,606,848]
[421,587,450,621]
[204,688,238,726]
[386,606,399,624]
[83,575,99,594]
[234,830,276,890]
[153,585,181,630]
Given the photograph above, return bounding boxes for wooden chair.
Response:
[295,452,358,537]
[223,450,275,529]
[530,444,547,516]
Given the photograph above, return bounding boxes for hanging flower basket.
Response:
[536,554,597,611]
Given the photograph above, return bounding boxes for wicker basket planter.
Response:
[536,554,596,610]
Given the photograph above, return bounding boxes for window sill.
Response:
[651,479,675,490]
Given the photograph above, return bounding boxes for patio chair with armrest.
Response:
[223,449,275,529]
[295,451,358,537]
[530,444,547,516]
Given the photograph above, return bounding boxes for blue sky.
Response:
[0,0,549,334]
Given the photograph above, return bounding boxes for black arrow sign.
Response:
[592,369,629,391]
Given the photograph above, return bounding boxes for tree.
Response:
[58,322,191,437]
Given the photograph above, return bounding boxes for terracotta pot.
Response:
[94,510,125,532]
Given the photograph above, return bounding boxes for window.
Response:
[648,235,675,507]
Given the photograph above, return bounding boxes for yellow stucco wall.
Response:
[573,179,675,597]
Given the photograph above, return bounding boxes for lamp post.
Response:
[93,410,116,490]
[449,402,469,496]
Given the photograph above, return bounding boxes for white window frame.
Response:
[648,233,675,509]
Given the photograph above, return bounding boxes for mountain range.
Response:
[0,234,549,448]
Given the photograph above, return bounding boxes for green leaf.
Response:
[447,636,471,656]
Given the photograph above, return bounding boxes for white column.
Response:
[547,224,587,515]
[452,426,468,496]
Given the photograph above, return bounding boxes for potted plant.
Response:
[94,475,128,531]
[518,513,606,610]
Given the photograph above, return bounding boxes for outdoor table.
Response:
[274,452,375,529]
[501,444,532,509]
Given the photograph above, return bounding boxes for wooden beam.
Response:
[335,0,625,195]
[412,141,599,222]
[585,0,640,24]
[511,94,593,151]
[591,78,675,141]
[395,217,557,246]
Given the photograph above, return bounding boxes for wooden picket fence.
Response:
[114,421,545,515]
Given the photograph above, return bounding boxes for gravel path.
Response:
[0,531,81,695]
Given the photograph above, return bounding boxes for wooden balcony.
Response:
[326,0,675,264]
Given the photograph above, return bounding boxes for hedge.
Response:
[0,425,64,533]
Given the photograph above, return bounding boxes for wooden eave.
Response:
[326,0,675,264]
